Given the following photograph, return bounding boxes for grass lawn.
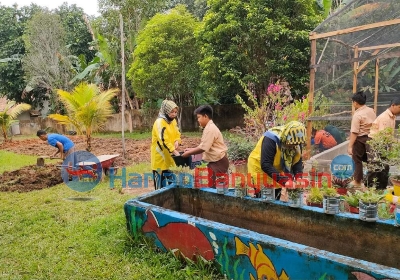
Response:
[0,150,37,173]
[0,152,221,279]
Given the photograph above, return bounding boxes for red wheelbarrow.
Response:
[77,154,120,176]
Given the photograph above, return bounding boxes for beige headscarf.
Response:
[158,100,178,123]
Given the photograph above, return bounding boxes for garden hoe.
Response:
[36,156,59,166]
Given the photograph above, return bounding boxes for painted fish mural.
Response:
[235,236,289,280]
[142,210,215,260]
[351,272,392,280]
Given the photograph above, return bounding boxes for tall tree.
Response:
[0,4,45,106]
[55,3,95,62]
[198,0,322,103]
[127,5,202,117]
[22,11,73,112]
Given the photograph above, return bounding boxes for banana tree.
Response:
[0,100,31,142]
[49,83,118,151]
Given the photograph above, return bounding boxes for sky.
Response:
[0,0,99,16]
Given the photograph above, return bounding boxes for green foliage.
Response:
[55,3,95,62]
[358,187,384,204]
[307,187,323,204]
[128,6,202,108]
[48,83,117,151]
[344,192,360,207]
[287,187,303,201]
[0,150,37,172]
[0,4,47,107]
[0,101,31,141]
[22,11,73,106]
[367,127,400,170]
[377,202,395,220]
[198,0,323,103]
[0,159,220,279]
[226,135,255,162]
[321,182,337,197]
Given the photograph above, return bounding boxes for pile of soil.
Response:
[0,164,63,192]
[0,135,201,192]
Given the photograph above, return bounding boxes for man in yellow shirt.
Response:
[182,105,229,187]
[367,97,400,189]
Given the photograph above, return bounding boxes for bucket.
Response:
[359,201,378,222]
[288,192,303,208]
[216,181,227,195]
[261,187,275,201]
[323,196,339,214]
[395,204,400,227]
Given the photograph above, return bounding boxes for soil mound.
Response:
[0,164,63,192]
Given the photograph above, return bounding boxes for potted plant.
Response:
[344,191,360,214]
[358,187,385,222]
[321,182,339,215]
[367,127,400,194]
[194,162,209,188]
[309,160,322,188]
[287,182,304,208]
[377,201,395,220]
[306,187,323,208]
[332,177,351,195]
[259,185,275,201]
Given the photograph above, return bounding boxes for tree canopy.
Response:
[128,5,202,108]
[198,0,322,103]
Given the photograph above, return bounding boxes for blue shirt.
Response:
[47,134,74,152]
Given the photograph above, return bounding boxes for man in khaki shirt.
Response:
[366,97,400,189]
[348,91,376,187]
[182,105,229,187]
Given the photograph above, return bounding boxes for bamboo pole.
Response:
[374,59,379,113]
[306,35,317,160]
[309,19,400,40]
[352,46,359,114]
[119,13,127,159]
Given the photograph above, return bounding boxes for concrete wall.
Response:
[14,104,246,135]
[180,104,245,131]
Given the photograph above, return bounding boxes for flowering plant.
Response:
[236,81,289,140]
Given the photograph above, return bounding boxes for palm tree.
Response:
[0,101,31,142]
[49,83,118,151]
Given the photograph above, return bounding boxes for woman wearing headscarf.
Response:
[248,121,306,199]
[151,100,181,189]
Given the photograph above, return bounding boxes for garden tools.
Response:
[36,156,59,166]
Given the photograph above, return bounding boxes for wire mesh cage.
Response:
[311,0,400,122]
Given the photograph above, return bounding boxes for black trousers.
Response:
[152,170,173,190]
[352,135,370,182]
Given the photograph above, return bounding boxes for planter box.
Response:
[124,187,400,279]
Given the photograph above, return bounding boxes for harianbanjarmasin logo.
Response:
[61,151,103,192]
[108,168,334,189]
[64,154,355,191]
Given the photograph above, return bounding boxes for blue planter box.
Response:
[124,187,400,279]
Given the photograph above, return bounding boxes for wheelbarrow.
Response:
[77,154,120,176]
[96,154,120,176]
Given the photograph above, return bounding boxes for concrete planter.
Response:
[124,187,399,279]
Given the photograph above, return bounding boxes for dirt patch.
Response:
[1,135,201,167]
[0,164,63,192]
[0,135,201,192]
